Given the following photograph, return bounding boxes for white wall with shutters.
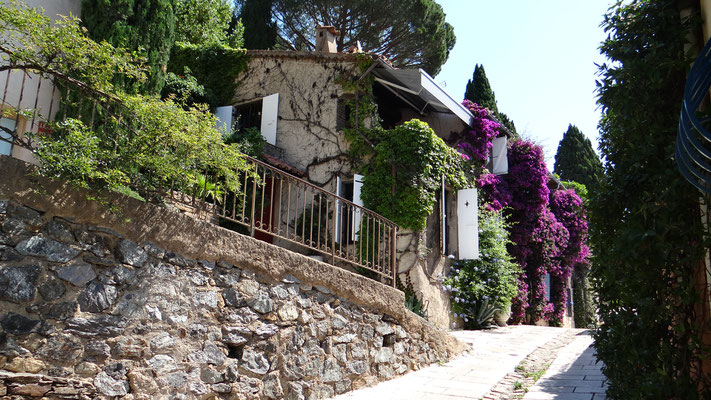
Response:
[261,93,279,145]
[215,106,233,136]
[491,136,508,175]
[457,188,479,260]
[352,174,364,241]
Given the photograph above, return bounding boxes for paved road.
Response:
[523,333,607,400]
[333,326,597,400]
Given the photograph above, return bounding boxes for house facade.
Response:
[220,45,494,327]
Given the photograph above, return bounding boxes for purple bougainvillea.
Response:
[548,189,590,325]
[477,138,589,325]
[457,100,502,167]
[457,99,591,327]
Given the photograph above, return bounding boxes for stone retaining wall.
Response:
[0,156,466,399]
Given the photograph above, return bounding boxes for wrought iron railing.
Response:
[169,156,399,287]
[0,67,399,287]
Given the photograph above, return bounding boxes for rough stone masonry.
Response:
[0,156,465,399]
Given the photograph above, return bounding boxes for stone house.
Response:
[217,29,510,327]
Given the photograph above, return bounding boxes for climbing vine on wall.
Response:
[360,120,467,231]
[168,42,249,108]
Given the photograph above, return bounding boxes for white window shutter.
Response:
[352,174,364,241]
[335,176,342,244]
[215,106,233,136]
[492,136,508,175]
[261,93,279,145]
[544,273,551,301]
[441,175,446,255]
[457,188,479,260]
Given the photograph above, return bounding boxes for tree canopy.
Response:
[174,0,242,47]
[80,0,176,94]
[591,0,709,396]
[262,0,455,75]
[553,124,602,190]
[236,0,278,50]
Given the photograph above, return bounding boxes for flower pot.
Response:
[493,306,510,327]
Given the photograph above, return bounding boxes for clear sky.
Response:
[434,0,616,168]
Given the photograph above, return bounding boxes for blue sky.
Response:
[435,1,615,167]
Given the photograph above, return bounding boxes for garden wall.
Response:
[0,156,465,399]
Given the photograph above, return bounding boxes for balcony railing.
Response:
[169,156,399,287]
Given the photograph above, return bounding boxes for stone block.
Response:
[16,235,80,263]
[78,281,117,312]
[58,261,97,287]
[116,239,148,267]
[0,265,41,303]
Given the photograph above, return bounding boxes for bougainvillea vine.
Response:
[477,138,588,325]
[456,100,502,167]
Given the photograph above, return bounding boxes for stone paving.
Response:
[333,325,590,400]
[522,332,607,400]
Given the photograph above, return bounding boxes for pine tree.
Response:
[464,64,497,112]
[553,124,603,190]
[81,0,176,94]
[237,0,277,50]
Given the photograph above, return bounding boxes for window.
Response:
[0,117,16,156]
[215,93,280,145]
[336,99,352,131]
[544,273,552,301]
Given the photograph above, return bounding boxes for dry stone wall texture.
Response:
[0,156,465,399]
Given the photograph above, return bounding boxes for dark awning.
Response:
[372,64,474,127]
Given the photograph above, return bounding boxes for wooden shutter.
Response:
[441,175,447,255]
[457,188,479,260]
[492,136,508,175]
[260,93,279,145]
[215,106,233,136]
[335,176,342,244]
[352,174,364,241]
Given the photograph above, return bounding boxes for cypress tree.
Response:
[553,124,603,190]
[464,64,517,136]
[81,0,176,94]
[237,0,278,50]
[464,64,497,112]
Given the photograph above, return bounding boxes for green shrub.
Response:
[168,42,249,107]
[445,205,519,328]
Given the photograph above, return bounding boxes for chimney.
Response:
[316,25,339,53]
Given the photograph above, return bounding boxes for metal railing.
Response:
[169,156,399,287]
[677,36,711,195]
